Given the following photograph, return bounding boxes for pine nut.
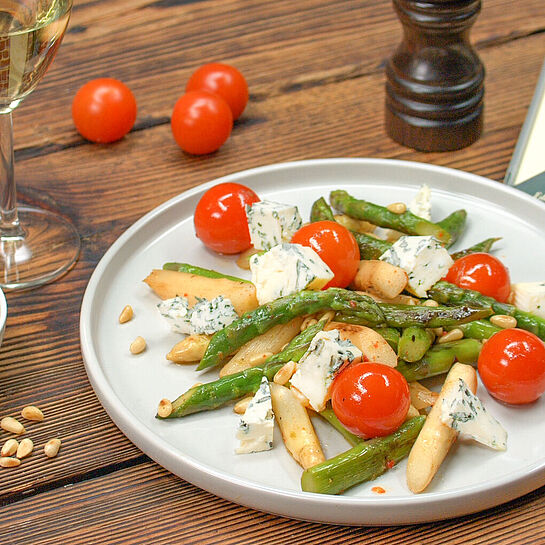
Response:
[1,439,19,457]
[157,399,172,418]
[273,361,297,386]
[44,438,61,458]
[438,328,464,344]
[234,395,254,414]
[21,405,44,422]
[430,327,443,337]
[16,438,33,459]
[0,457,21,468]
[1,416,25,435]
[423,299,439,307]
[300,317,317,331]
[130,336,146,354]
[490,314,517,329]
[119,305,134,324]
[387,202,407,214]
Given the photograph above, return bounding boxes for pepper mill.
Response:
[385,0,484,152]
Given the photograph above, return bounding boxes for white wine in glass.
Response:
[0,0,79,290]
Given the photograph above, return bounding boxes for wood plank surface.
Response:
[1,0,545,541]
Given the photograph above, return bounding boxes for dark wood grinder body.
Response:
[385,0,484,151]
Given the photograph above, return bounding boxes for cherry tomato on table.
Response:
[331,362,411,438]
[171,91,233,155]
[445,253,511,302]
[194,182,259,254]
[72,78,137,143]
[186,63,249,120]
[478,328,545,404]
[291,220,360,289]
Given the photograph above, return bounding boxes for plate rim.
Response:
[80,158,545,525]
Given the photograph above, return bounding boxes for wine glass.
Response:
[0,0,79,290]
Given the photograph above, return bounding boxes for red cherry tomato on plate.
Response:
[445,253,511,302]
[171,91,233,155]
[72,78,137,143]
[194,182,259,254]
[291,220,360,289]
[186,63,249,120]
[331,362,410,438]
[478,328,545,404]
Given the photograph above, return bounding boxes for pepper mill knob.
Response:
[385,0,484,151]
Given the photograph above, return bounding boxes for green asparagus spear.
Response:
[318,406,363,446]
[450,238,502,261]
[330,190,451,245]
[374,327,400,351]
[310,197,336,222]
[301,416,425,495]
[429,281,545,341]
[162,262,251,283]
[161,320,326,419]
[395,338,482,381]
[397,326,434,362]
[437,209,467,248]
[447,319,501,340]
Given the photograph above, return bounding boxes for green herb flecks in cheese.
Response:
[441,378,507,451]
[509,282,545,319]
[157,296,191,334]
[379,235,453,298]
[236,377,274,454]
[249,243,334,304]
[290,330,362,412]
[246,200,303,251]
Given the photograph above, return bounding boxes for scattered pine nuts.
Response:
[387,202,407,214]
[157,398,173,418]
[130,336,146,354]
[16,438,33,459]
[21,405,44,422]
[1,439,19,457]
[0,456,21,468]
[1,416,25,435]
[273,361,297,386]
[423,299,439,307]
[438,328,464,344]
[119,305,134,324]
[44,438,61,458]
[233,395,254,414]
[490,314,517,329]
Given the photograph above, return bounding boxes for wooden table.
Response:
[1,0,545,542]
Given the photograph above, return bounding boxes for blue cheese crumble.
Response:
[379,235,453,297]
[509,282,545,319]
[157,295,238,335]
[409,184,432,221]
[236,377,274,454]
[249,243,334,305]
[246,200,303,251]
[290,330,362,412]
[440,378,507,451]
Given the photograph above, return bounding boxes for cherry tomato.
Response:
[445,253,511,302]
[72,78,137,143]
[171,91,233,155]
[331,362,410,438]
[194,182,259,254]
[291,221,360,289]
[186,63,248,120]
[478,328,545,404]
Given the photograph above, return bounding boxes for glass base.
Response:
[0,206,80,291]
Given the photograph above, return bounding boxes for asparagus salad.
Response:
[141,183,545,496]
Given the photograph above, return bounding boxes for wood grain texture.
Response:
[0,0,544,540]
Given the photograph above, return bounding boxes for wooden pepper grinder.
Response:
[385,0,484,151]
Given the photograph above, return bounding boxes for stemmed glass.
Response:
[0,0,79,290]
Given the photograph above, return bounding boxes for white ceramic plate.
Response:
[80,159,545,526]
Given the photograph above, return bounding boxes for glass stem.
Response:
[0,111,24,238]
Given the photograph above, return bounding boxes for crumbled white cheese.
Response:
[249,243,334,305]
[379,235,453,297]
[441,378,507,451]
[509,282,545,319]
[246,200,303,251]
[409,184,432,221]
[158,295,238,335]
[236,377,274,454]
[290,330,362,412]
